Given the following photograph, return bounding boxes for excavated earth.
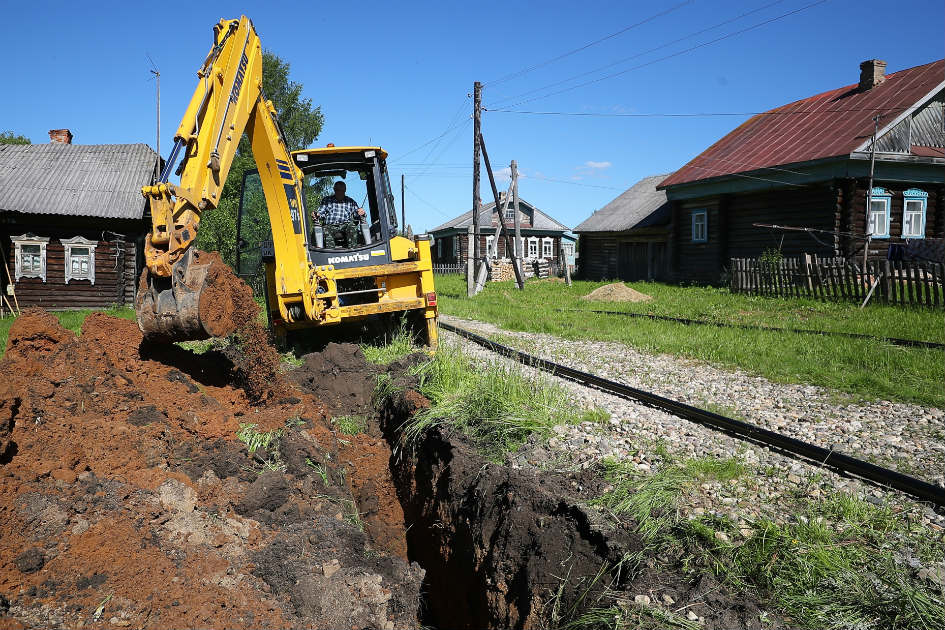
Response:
[0,298,781,627]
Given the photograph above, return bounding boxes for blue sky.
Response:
[1,0,942,233]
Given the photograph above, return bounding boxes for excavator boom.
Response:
[137,16,308,340]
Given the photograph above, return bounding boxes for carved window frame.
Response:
[12,234,50,282]
[61,236,97,285]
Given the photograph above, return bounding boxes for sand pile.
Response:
[582,282,653,302]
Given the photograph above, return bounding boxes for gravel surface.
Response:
[439,315,945,535]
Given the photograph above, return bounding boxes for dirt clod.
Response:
[13,549,45,574]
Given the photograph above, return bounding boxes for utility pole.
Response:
[401,173,405,236]
[470,81,482,297]
[511,160,523,289]
[149,68,160,165]
[863,114,880,272]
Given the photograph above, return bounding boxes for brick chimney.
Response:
[48,129,73,144]
[858,59,887,91]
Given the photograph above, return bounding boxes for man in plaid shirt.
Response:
[316,181,366,247]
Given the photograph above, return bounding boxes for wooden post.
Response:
[472,81,482,289]
[559,240,572,286]
[511,160,524,290]
[803,253,813,296]
[476,135,522,290]
[466,225,475,297]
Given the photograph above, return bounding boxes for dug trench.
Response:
[0,305,777,626]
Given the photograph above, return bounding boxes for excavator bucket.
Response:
[136,249,255,342]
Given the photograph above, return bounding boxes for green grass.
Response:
[331,414,368,436]
[398,341,577,460]
[595,456,945,630]
[0,306,136,356]
[435,275,945,407]
[360,317,416,365]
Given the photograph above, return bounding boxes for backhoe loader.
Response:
[137,16,437,347]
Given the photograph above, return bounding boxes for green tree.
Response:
[0,131,30,145]
[195,50,324,269]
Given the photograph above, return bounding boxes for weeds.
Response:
[400,343,575,460]
[332,415,367,436]
[316,493,363,531]
[594,454,945,630]
[305,458,330,486]
[361,316,415,365]
[236,423,284,472]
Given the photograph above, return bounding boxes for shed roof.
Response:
[660,59,945,188]
[0,143,158,220]
[430,196,569,233]
[573,174,671,233]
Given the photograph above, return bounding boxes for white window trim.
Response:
[452,235,460,259]
[691,209,707,243]
[541,237,554,258]
[486,235,496,259]
[866,188,891,239]
[61,236,97,285]
[437,238,443,258]
[12,234,50,282]
[527,237,539,259]
[902,188,928,239]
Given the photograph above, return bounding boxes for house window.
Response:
[12,234,50,282]
[866,187,890,239]
[486,235,496,259]
[453,235,460,260]
[542,237,554,258]
[527,237,539,258]
[437,238,443,259]
[504,200,515,221]
[902,188,928,238]
[61,236,97,284]
[691,209,707,243]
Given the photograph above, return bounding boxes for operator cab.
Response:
[296,146,398,267]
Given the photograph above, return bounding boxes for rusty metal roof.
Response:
[573,174,671,233]
[660,59,945,188]
[0,143,158,220]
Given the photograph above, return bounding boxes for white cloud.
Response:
[584,161,612,170]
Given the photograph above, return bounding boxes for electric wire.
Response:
[487,0,792,107]
[493,0,830,109]
[484,105,912,117]
[483,0,693,88]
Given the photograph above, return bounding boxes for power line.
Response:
[404,184,452,218]
[483,0,693,88]
[493,0,829,109]
[389,95,470,164]
[487,0,790,107]
[681,162,806,187]
[484,105,909,118]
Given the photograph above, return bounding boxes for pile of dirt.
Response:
[0,310,423,629]
[194,251,258,338]
[582,282,653,302]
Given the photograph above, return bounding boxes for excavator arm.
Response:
[137,16,309,340]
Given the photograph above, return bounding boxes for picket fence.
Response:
[729,255,944,308]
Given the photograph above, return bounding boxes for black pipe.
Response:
[439,321,945,508]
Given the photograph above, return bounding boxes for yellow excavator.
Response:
[137,16,438,347]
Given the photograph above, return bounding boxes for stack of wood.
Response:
[533,260,552,279]
[488,260,517,282]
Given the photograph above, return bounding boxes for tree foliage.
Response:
[195,51,324,269]
[0,131,30,145]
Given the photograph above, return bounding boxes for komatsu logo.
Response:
[229,52,248,104]
[327,253,369,264]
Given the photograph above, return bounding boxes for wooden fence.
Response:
[433,263,464,275]
[730,255,945,308]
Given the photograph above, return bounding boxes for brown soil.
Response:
[0,310,422,629]
[195,251,258,338]
[582,282,653,302]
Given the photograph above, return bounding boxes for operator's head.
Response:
[333,181,346,197]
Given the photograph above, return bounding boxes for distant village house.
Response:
[0,130,159,308]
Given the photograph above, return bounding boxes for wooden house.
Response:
[657,58,945,284]
[429,194,575,266]
[0,133,159,309]
[574,174,671,281]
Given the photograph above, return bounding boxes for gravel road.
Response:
[439,315,945,533]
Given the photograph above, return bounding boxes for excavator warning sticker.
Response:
[283,184,303,234]
[371,250,385,256]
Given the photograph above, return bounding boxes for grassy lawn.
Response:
[434,274,945,407]
[0,306,136,357]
